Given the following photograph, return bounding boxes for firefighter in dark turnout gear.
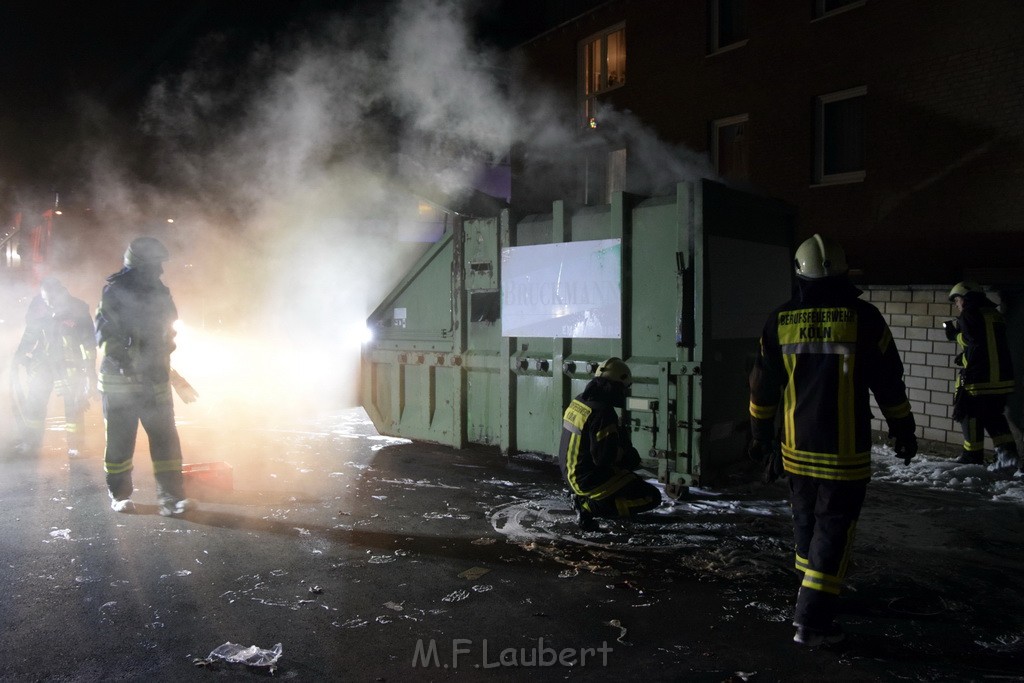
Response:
[13,277,97,457]
[945,281,1020,475]
[95,237,193,516]
[558,358,661,530]
[749,234,917,648]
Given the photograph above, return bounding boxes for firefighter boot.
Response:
[570,494,599,532]
[954,450,984,465]
[989,445,1020,478]
[793,624,845,648]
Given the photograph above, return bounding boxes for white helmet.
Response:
[124,237,170,268]
[948,281,981,301]
[595,357,633,387]
[794,234,848,280]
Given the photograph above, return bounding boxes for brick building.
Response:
[509,0,1024,453]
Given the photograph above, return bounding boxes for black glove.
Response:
[748,439,771,462]
[943,319,960,342]
[750,439,784,483]
[893,432,917,465]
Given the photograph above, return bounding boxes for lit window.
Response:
[814,86,866,185]
[710,0,747,52]
[712,114,749,181]
[814,0,865,19]
[580,24,626,124]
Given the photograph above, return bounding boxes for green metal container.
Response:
[361,180,793,497]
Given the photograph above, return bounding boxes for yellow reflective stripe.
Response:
[566,432,583,494]
[104,459,134,475]
[153,459,183,474]
[749,402,776,419]
[964,381,1015,396]
[777,308,858,345]
[563,400,591,431]
[614,495,653,517]
[800,568,843,595]
[795,553,810,573]
[880,400,911,420]
[782,353,797,453]
[586,470,636,499]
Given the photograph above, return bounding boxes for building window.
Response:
[814,86,866,185]
[709,0,748,52]
[814,0,865,19]
[712,114,749,181]
[580,24,626,124]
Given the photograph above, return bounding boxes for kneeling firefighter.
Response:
[558,357,662,530]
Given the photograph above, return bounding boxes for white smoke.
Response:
[1,0,718,446]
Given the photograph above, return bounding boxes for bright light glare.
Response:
[359,323,374,344]
[173,319,185,333]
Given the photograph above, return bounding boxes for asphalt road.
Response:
[1,406,1023,682]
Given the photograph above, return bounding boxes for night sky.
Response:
[0,0,596,209]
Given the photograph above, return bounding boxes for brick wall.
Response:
[863,285,1014,456]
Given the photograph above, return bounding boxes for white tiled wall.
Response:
[862,285,973,456]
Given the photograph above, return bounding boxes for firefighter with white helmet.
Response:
[95,236,194,516]
[749,233,917,647]
[557,357,661,531]
[945,281,1020,474]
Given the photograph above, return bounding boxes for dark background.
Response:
[0,0,605,207]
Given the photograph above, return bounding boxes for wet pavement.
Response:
[1,406,1024,682]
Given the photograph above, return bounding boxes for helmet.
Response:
[793,234,848,280]
[948,281,981,301]
[595,357,632,387]
[124,237,170,268]
[39,276,68,307]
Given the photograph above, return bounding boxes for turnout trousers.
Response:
[102,382,185,503]
[959,394,1016,460]
[20,369,86,452]
[788,474,867,632]
[578,469,661,518]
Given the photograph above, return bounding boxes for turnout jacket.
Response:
[16,292,96,384]
[954,292,1015,397]
[749,278,915,481]
[558,380,640,494]
[95,267,178,392]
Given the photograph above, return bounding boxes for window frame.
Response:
[711,113,750,180]
[709,0,749,54]
[813,86,867,186]
[579,23,626,124]
[812,0,866,21]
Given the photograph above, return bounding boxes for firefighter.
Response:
[945,281,1020,475]
[12,276,97,457]
[95,237,193,516]
[558,357,662,531]
[748,234,917,647]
